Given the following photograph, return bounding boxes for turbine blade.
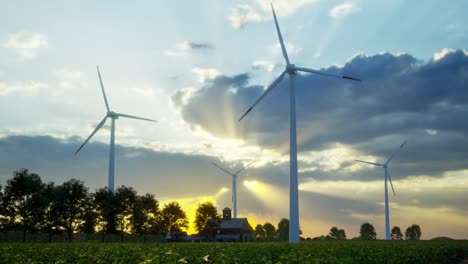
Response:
[210,162,234,176]
[239,70,286,121]
[295,66,361,81]
[354,160,383,166]
[385,140,407,165]
[117,113,157,122]
[97,66,110,111]
[386,168,396,196]
[271,3,290,65]
[74,116,107,155]
[234,161,256,175]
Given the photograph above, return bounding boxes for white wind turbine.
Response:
[238,4,361,243]
[355,140,407,240]
[210,161,255,218]
[75,66,156,193]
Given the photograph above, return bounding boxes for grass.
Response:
[0,240,467,263]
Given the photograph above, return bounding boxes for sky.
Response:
[1,0,467,239]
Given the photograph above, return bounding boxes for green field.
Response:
[0,241,467,264]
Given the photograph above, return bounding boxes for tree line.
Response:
[0,169,193,242]
[0,169,423,242]
[310,222,422,241]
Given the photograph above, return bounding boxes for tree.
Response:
[405,224,422,240]
[194,202,219,233]
[160,201,188,233]
[0,184,6,231]
[79,195,97,235]
[56,179,89,242]
[41,182,64,242]
[3,169,45,241]
[360,222,377,240]
[277,218,289,241]
[263,222,276,241]
[391,226,403,240]
[94,187,118,238]
[254,224,265,241]
[329,226,347,240]
[133,193,160,239]
[115,186,138,238]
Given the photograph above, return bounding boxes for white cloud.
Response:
[131,84,156,97]
[433,48,455,61]
[3,31,49,58]
[55,69,85,90]
[252,59,277,72]
[329,3,359,19]
[191,67,221,83]
[228,0,320,29]
[0,80,47,96]
[228,4,264,29]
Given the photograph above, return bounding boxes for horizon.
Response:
[1,0,467,240]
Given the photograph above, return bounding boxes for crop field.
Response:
[0,240,467,264]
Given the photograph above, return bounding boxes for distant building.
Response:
[213,207,253,242]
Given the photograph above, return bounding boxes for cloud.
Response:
[228,0,320,29]
[172,49,468,180]
[191,67,221,83]
[0,80,47,96]
[329,3,359,18]
[1,135,467,238]
[164,41,214,56]
[252,60,279,72]
[228,4,265,29]
[3,31,49,58]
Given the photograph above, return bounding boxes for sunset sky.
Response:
[1,0,467,239]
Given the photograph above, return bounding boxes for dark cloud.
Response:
[172,49,468,179]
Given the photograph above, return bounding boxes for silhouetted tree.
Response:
[79,195,97,235]
[160,201,188,233]
[41,182,63,242]
[329,226,347,240]
[263,222,276,241]
[360,222,377,240]
[133,193,160,240]
[201,218,220,240]
[0,184,6,231]
[405,224,422,240]
[277,218,289,241]
[391,226,403,240]
[56,179,89,242]
[115,186,137,240]
[3,169,45,241]
[194,202,219,234]
[94,187,118,240]
[254,224,265,240]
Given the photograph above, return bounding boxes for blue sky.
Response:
[1,0,468,238]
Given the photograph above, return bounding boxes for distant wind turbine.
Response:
[75,66,156,193]
[355,140,407,240]
[238,4,361,243]
[210,161,255,218]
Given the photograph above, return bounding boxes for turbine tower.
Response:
[355,140,407,240]
[238,4,361,243]
[75,66,156,193]
[210,161,255,218]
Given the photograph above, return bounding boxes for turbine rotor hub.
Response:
[286,64,297,74]
[107,111,119,119]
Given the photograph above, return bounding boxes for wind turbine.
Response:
[75,66,156,193]
[210,161,255,218]
[355,140,407,240]
[238,4,361,243]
